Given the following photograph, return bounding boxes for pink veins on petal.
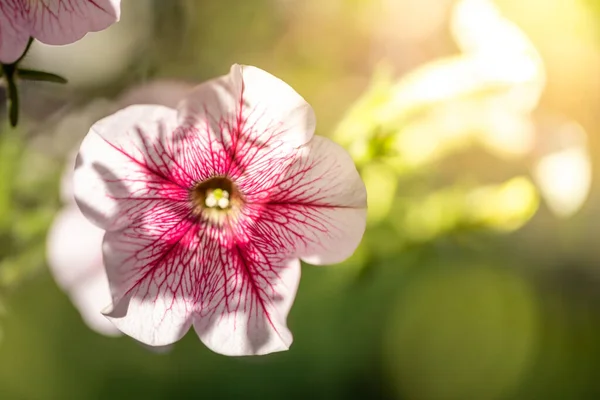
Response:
[0,0,121,64]
[74,64,367,356]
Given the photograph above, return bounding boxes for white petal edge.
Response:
[100,216,201,347]
[193,257,301,356]
[254,135,368,265]
[73,104,179,231]
[179,64,316,150]
[102,283,193,347]
[299,136,367,264]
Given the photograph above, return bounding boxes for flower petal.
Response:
[46,206,120,336]
[167,65,316,200]
[179,64,315,161]
[29,0,121,46]
[101,213,200,346]
[244,135,368,265]
[0,1,30,63]
[193,239,300,356]
[73,104,191,231]
[102,208,300,354]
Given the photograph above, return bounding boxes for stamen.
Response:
[203,188,231,209]
[217,197,230,209]
[205,193,218,208]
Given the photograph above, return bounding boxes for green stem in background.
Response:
[2,63,19,128]
[15,37,34,66]
[1,37,33,128]
[0,37,67,128]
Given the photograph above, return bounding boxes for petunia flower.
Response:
[46,80,193,337]
[73,64,367,356]
[0,0,121,64]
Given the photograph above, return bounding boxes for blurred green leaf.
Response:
[0,130,24,230]
[333,63,394,166]
[466,176,540,231]
[17,69,68,84]
[0,241,46,289]
[362,162,398,224]
[12,207,55,245]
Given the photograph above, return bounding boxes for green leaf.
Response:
[17,68,68,84]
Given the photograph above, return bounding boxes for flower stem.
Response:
[1,37,68,128]
[1,63,19,128]
[0,37,33,128]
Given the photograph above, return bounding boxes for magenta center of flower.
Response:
[190,177,243,221]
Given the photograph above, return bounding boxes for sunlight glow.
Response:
[466,177,539,231]
[532,122,591,218]
[376,0,546,166]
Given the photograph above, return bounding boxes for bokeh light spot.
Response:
[384,264,540,400]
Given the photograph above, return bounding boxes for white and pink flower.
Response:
[73,64,367,355]
[0,0,121,64]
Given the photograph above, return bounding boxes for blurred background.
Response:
[1,0,600,398]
